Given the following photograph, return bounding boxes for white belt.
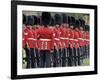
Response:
[78,38,84,40]
[24,33,28,35]
[54,38,59,40]
[74,39,78,41]
[28,38,37,40]
[40,39,51,41]
[69,38,78,41]
[60,37,69,40]
[84,39,90,41]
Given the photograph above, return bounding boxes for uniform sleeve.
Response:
[36,28,41,39]
[51,30,55,50]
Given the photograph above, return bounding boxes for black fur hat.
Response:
[62,13,68,24]
[54,14,62,25]
[70,16,75,26]
[74,20,80,29]
[85,25,89,31]
[32,15,38,25]
[79,19,83,27]
[79,19,85,30]
[67,16,71,24]
[37,16,41,25]
[82,20,85,26]
[41,12,51,26]
[82,20,85,30]
[84,25,87,31]
[23,14,27,24]
[26,16,34,26]
[50,17,55,26]
[87,25,90,31]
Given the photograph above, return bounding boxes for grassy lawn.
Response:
[82,58,90,66]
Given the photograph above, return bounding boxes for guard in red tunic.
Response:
[60,14,70,66]
[33,16,41,68]
[84,25,87,59]
[74,20,80,66]
[84,25,90,58]
[65,16,70,49]
[28,15,41,68]
[68,16,75,66]
[53,14,62,67]
[26,16,38,68]
[78,19,85,65]
[37,12,55,68]
[22,14,31,68]
[64,16,72,66]
[81,20,86,60]
[22,14,26,48]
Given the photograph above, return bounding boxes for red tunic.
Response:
[37,27,55,50]
[54,28,61,49]
[22,29,26,48]
[85,32,90,46]
[59,26,67,48]
[23,27,36,48]
[82,32,86,46]
[74,30,80,48]
[68,28,74,48]
[31,28,38,48]
[84,32,86,46]
[78,31,84,47]
[22,27,30,48]
[65,27,70,48]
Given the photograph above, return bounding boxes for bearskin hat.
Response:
[62,13,68,24]
[85,25,89,31]
[50,17,55,26]
[74,19,80,29]
[23,14,27,25]
[26,15,34,26]
[79,19,85,30]
[32,15,38,25]
[70,16,75,26]
[54,14,62,25]
[41,12,51,26]
[67,16,71,24]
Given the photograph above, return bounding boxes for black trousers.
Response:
[61,48,68,67]
[40,50,53,68]
[53,48,61,67]
[24,47,30,68]
[73,47,77,66]
[67,47,73,66]
[77,48,81,66]
[87,45,90,58]
[84,45,90,58]
[35,48,41,68]
[30,48,38,68]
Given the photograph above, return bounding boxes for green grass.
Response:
[82,58,90,66]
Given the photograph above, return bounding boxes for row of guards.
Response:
[22,12,90,68]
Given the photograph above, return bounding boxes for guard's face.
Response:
[80,26,83,30]
[34,25,37,27]
[27,25,31,29]
[36,24,40,27]
[56,24,59,27]
[63,23,67,27]
[30,26,33,29]
[70,25,74,29]
[66,24,69,27]
[75,28,79,31]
